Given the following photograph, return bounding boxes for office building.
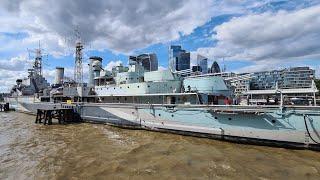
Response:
[250,67,315,90]
[250,70,281,90]
[210,61,221,73]
[197,54,208,74]
[129,53,158,72]
[280,67,315,89]
[169,45,190,71]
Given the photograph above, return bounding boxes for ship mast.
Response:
[74,29,84,86]
[29,41,43,77]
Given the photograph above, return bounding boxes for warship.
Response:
[5,42,320,150]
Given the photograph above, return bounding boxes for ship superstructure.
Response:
[10,46,49,97]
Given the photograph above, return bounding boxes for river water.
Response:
[0,112,320,179]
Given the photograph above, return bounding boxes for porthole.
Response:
[159,114,161,116]
[114,87,116,90]
[148,85,150,88]
[271,120,276,123]
[214,117,218,119]
[228,118,232,121]
[171,114,174,117]
[137,86,140,88]
[128,86,130,88]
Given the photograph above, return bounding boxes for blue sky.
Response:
[0,0,320,92]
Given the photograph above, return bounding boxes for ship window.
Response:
[114,87,116,90]
[128,86,130,88]
[228,118,232,121]
[147,85,150,88]
[171,114,174,117]
[137,86,140,88]
[158,114,161,116]
[126,78,127,80]
[117,98,119,100]
[214,117,218,119]
[125,97,127,101]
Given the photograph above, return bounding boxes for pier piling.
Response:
[0,103,9,112]
[35,107,81,125]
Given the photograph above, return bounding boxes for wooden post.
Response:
[48,110,53,125]
[58,110,62,124]
[43,110,48,125]
[35,109,40,123]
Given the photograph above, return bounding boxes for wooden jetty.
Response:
[0,103,10,112]
[35,106,81,125]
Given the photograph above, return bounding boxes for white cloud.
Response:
[0,0,214,54]
[197,5,320,61]
[158,66,167,71]
[104,60,123,71]
[0,55,31,71]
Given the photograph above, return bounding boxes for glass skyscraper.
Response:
[169,45,190,71]
[197,54,208,74]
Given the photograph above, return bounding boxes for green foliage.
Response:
[315,79,320,92]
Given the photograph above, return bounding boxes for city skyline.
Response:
[1,0,320,92]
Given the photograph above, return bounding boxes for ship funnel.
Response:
[89,56,103,87]
[55,67,64,85]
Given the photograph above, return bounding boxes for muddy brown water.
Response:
[0,112,320,180]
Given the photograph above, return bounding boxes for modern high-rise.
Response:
[169,45,190,71]
[210,61,221,73]
[129,53,158,72]
[197,54,208,74]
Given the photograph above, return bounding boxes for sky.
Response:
[0,0,320,92]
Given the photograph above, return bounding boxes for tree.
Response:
[315,79,320,93]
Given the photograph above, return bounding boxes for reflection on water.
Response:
[0,112,320,179]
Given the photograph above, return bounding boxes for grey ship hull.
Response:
[7,97,320,150]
